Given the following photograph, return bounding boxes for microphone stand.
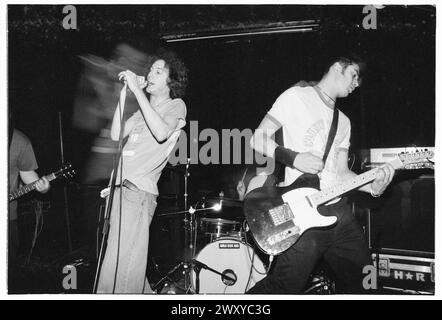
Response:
[92,84,127,293]
[191,259,236,294]
[58,112,73,254]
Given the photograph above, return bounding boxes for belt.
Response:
[99,180,140,199]
[116,179,140,192]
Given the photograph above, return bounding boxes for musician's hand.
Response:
[236,180,246,201]
[293,152,324,174]
[118,70,147,93]
[35,176,50,194]
[370,163,395,196]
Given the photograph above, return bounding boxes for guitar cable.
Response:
[25,199,45,265]
[243,224,267,276]
[243,225,267,293]
[244,247,255,292]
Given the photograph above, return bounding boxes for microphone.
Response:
[119,72,147,86]
[119,73,128,85]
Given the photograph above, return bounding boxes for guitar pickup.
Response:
[268,203,294,226]
[267,226,301,245]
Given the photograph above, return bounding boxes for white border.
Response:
[1,1,440,302]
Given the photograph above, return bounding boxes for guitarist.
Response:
[8,128,50,263]
[248,55,395,294]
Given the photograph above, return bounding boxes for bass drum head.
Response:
[192,237,267,294]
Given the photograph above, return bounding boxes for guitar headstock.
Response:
[54,163,76,180]
[396,150,434,170]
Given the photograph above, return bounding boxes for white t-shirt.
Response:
[116,98,186,195]
[267,86,351,190]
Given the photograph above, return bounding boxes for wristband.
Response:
[274,146,299,168]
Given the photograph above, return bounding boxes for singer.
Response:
[97,48,188,293]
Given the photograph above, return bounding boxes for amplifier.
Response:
[371,249,435,294]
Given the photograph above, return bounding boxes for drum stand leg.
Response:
[193,263,201,294]
[151,262,182,291]
[150,220,196,294]
[152,166,196,293]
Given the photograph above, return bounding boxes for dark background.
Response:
[7,5,435,293]
[8,5,435,185]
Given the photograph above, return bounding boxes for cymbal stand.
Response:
[151,205,221,293]
[183,158,192,262]
[184,158,190,211]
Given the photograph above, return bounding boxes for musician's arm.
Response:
[336,148,395,196]
[250,115,280,158]
[19,171,50,193]
[251,115,324,174]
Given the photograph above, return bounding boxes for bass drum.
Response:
[192,237,267,294]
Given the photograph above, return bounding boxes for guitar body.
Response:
[244,174,337,256]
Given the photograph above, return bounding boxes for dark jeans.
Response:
[247,198,372,294]
[8,219,19,264]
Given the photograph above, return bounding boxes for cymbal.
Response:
[203,197,243,208]
[200,218,240,224]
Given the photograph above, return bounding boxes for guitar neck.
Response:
[309,168,379,207]
[9,173,56,201]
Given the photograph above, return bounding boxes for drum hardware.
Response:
[303,268,335,294]
[151,198,222,293]
[151,164,264,294]
[184,158,190,211]
[191,258,237,294]
[151,261,192,293]
[199,217,243,243]
[152,192,268,294]
[191,237,267,294]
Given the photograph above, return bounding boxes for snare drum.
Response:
[199,218,243,241]
[192,237,267,294]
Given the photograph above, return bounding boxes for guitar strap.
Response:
[322,107,339,164]
[264,103,339,187]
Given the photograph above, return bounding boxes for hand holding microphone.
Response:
[118,70,147,94]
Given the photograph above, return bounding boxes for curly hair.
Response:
[146,48,189,99]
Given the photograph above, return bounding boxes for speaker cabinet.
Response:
[366,171,434,253]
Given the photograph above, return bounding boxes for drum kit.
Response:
[151,164,267,294]
[151,193,268,294]
[151,164,335,294]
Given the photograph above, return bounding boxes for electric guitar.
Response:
[9,163,76,202]
[243,150,434,256]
